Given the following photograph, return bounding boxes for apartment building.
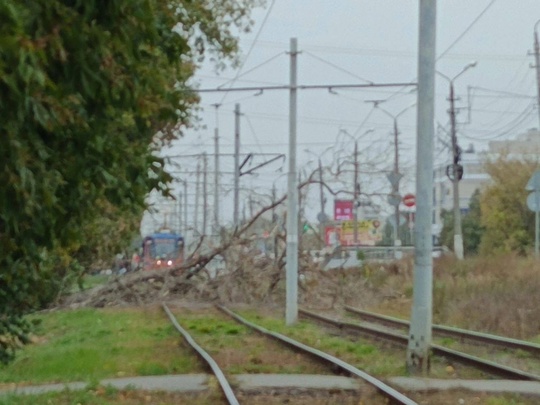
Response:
[432,128,540,240]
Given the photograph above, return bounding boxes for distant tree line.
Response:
[439,155,538,256]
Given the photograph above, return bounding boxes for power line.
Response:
[468,86,535,99]
[383,0,498,103]
[463,102,536,140]
[438,0,498,60]
[219,0,277,104]
[195,82,417,93]
[243,113,265,155]
[302,51,373,84]
[216,52,286,90]
[250,40,528,61]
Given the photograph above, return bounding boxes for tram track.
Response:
[344,306,540,356]
[299,308,540,382]
[162,303,419,405]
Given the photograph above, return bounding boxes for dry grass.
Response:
[318,254,540,341]
[433,255,540,339]
[63,250,540,342]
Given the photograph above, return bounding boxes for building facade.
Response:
[432,128,540,241]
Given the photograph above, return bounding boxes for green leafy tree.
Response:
[378,220,394,246]
[462,189,484,255]
[0,0,260,363]
[479,156,537,255]
[439,189,484,256]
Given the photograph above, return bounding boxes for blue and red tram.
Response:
[141,231,185,270]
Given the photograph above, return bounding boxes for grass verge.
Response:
[0,306,202,385]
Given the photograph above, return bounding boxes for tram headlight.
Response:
[156,260,162,265]
[167,260,173,266]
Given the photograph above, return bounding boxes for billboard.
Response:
[334,199,354,220]
[325,219,383,247]
[324,226,341,247]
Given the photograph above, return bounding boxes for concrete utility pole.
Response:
[338,128,373,247]
[353,140,359,245]
[407,0,436,374]
[233,103,241,227]
[194,158,201,234]
[286,37,299,325]
[533,21,540,132]
[178,189,183,235]
[318,159,325,217]
[439,61,477,261]
[370,102,414,257]
[213,104,221,234]
[202,152,208,236]
[183,180,188,238]
[392,118,400,254]
[449,83,463,260]
[318,158,326,243]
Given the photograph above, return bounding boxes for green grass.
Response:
[236,310,407,377]
[80,274,113,290]
[0,386,222,405]
[0,307,201,384]
[1,304,512,404]
[485,397,534,405]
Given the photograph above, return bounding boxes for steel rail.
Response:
[217,305,418,405]
[162,304,240,405]
[300,309,540,382]
[344,306,540,356]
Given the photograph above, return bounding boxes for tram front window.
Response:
[153,239,178,259]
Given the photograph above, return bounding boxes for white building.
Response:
[432,128,540,241]
[488,128,540,156]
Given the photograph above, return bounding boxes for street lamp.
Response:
[437,61,477,260]
[370,102,416,257]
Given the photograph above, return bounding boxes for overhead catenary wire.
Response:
[244,113,266,156]
[382,0,499,103]
[218,0,277,104]
[462,102,536,140]
[437,0,498,60]
[157,3,536,232]
[302,51,374,84]
[468,86,535,99]
[250,40,529,62]
[216,52,287,90]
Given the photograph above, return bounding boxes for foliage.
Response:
[479,156,537,255]
[378,220,394,246]
[0,0,261,363]
[439,189,484,255]
[377,216,411,246]
[462,189,484,254]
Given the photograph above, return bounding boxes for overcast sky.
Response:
[143,1,540,235]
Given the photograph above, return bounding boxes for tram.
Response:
[141,230,185,270]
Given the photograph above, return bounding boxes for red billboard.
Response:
[334,199,354,220]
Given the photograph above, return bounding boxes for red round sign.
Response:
[402,193,416,207]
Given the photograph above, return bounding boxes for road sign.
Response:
[402,193,416,207]
[334,199,354,220]
[317,212,329,223]
[526,170,540,191]
[387,193,401,207]
[526,172,540,257]
[386,172,403,187]
[527,192,540,212]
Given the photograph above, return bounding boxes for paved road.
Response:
[1,374,540,397]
